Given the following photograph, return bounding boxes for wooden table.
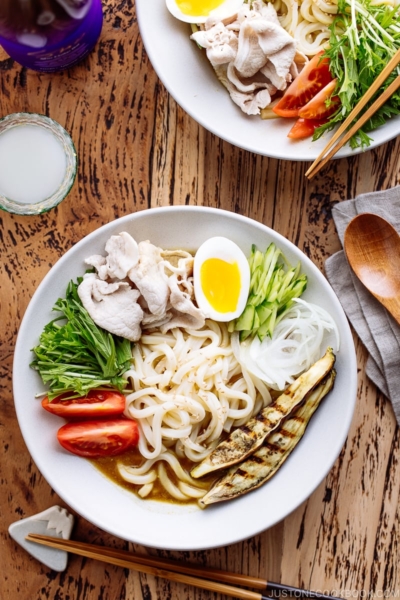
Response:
[1,2,399,598]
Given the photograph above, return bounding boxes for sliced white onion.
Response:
[234,298,340,391]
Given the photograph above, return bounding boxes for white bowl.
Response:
[136,0,400,161]
[13,207,357,550]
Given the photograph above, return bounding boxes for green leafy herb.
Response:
[314,0,400,148]
[229,243,307,341]
[31,279,133,400]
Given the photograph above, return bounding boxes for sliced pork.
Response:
[190,0,298,115]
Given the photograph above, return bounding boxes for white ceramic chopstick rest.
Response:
[8,505,74,571]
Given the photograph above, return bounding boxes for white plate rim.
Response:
[13,206,358,550]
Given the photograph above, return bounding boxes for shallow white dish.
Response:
[136,0,400,161]
[13,207,357,551]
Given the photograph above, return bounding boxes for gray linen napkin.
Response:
[325,185,400,426]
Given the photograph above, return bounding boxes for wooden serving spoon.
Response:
[344,212,400,325]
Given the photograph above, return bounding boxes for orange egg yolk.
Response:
[200,258,241,313]
[175,0,226,17]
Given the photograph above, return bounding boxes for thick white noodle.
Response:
[119,321,272,501]
[272,0,338,56]
[294,19,332,55]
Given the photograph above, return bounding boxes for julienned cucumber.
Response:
[229,243,307,341]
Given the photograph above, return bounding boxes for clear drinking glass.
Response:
[0,113,77,216]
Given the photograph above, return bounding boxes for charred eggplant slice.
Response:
[200,369,336,507]
[191,348,335,479]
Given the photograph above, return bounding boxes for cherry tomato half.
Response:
[273,53,333,118]
[287,118,328,140]
[42,390,126,418]
[298,79,339,120]
[57,419,139,458]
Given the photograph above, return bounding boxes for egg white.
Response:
[165,0,245,23]
[193,236,250,322]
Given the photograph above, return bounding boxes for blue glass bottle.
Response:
[0,0,103,72]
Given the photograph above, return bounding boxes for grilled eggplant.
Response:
[191,348,335,479]
[199,369,335,507]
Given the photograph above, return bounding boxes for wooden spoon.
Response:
[344,213,400,325]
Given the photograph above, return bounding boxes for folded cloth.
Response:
[325,185,400,426]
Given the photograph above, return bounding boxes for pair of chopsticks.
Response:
[27,532,339,600]
[306,47,400,179]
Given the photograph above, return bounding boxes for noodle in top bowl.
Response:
[13,207,357,550]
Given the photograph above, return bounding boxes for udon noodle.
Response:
[272,0,400,57]
[270,0,337,55]
[119,320,272,501]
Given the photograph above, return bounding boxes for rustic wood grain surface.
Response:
[1,1,399,599]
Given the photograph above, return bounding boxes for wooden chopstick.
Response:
[26,533,260,600]
[28,533,265,590]
[307,73,400,178]
[26,533,340,600]
[305,46,400,179]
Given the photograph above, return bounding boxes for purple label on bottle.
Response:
[0,0,103,72]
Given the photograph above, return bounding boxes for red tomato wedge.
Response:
[273,53,333,118]
[57,419,139,458]
[298,79,339,119]
[42,390,126,418]
[287,118,328,140]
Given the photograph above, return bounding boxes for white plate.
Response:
[13,207,357,550]
[135,0,400,160]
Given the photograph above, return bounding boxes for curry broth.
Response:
[90,450,218,505]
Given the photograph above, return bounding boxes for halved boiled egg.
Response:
[193,236,250,322]
[166,0,245,23]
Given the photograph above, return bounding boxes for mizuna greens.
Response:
[31,279,132,400]
[314,0,400,147]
